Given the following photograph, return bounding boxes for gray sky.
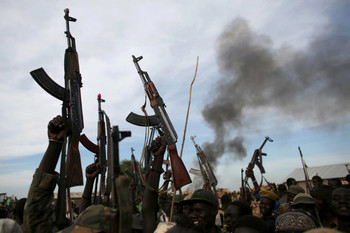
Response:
[0,0,349,198]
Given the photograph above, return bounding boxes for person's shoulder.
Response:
[0,218,23,233]
[154,222,176,233]
[58,205,114,233]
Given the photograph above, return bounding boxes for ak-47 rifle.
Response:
[111,126,132,233]
[79,94,111,204]
[125,148,145,200]
[97,94,107,203]
[298,146,312,193]
[243,136,273,192]
[126,55,191,190]
[30,9,84,227]
[190,136,218,194]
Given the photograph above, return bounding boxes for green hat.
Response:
[58,205,113,233]
[174,194,186,204]
[182,189,219,208]
[291,193,315,206]
[259,190,279,202]
[287,185,305,195]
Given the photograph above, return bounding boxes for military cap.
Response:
[291,193,315,206]
[286,185,305,195]
[259,190,279,202]
[59,205,113,233]
[182,189,219,208]
[174,194,186,204]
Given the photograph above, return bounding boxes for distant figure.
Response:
[286,178,297,188]
[312,175,323,189]
[328,178,342,189]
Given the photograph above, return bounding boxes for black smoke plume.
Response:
[201,17,350,170]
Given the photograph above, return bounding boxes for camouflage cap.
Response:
[182,189,219,208]
[174,194,186,204]
[291,193,315,206]
[59,205,113,233]
[259,190,279,202]
[287,185,305,195]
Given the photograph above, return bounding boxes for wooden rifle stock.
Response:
[168,144,191,189]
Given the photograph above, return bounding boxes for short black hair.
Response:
[286,178,296,187]
[278,184,287,192]
[221,194,231,206]
[312,175,322,182]
[233,215,269,233]
[230,200,252,216]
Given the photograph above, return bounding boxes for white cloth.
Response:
[0,219,23,233]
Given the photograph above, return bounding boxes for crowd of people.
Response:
[1,115,350,233]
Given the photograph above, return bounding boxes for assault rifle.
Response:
[126,55,191,189]
[111,126,132,233]
[298,146,312,193]
[243,136,273,191]
[30,9,84,227]
[125,148,145,200]
[97,94,107,203]
[79,94,108,203]
[190,136,218,194]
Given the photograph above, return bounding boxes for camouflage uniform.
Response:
[23,169,59,233]
[58,205,114,233]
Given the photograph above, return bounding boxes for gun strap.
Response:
[103,110,113,199]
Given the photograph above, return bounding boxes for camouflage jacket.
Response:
[23,169,59,233]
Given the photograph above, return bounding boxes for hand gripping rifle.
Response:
[243,136,273,192]
[126,55,191,189]
[190,136,218,194]
[79,94,112,203]
[298,146,312,193]
[29,9,84,227]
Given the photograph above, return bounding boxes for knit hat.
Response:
[182,189,219,208]
[259,190,279,202]
[275,209,317,232]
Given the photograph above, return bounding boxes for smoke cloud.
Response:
[201,17,350,170]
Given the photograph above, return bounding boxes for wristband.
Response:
[49,139,63,144]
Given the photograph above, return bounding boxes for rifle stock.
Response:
[168,144,191,189]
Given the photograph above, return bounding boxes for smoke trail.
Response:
[201,17,350,170]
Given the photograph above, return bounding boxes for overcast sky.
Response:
[0,0,349,198]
